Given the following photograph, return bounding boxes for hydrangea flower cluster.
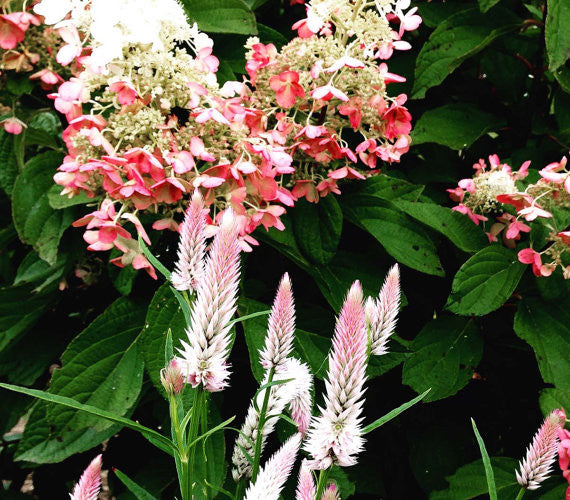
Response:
[449,154,570,279]
[0,1,69,133]
[30,0,420,275]
[244,0,420,202]
[558,425,570,500]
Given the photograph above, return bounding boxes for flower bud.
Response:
[160,359,184,395]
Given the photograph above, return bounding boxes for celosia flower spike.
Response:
[171,190,207,292]
[177,209,241,392]
[303,281,368,469]
[259,273,296,370]
[516,409,566,490]
[232,358,312,479]
[286,357,314,435]
[244,433,302,500]
[296,459,316,500]
[70,454,102,500]
[367,264,400,356]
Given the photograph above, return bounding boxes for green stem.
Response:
[235,478,246,500]
[200,392,210,499]
[169,396,191,500]
[250,368,275,481]
[315,468,331,499]
[187,387,205,497]
[515,487,526,500]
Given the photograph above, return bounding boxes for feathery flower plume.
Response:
[321,483,340,500]
[244,433,302,500]
[296,459,316,500]
[304,281,368,469]
[287,358,313,435]
[259,273,296,370]
[366,264,400,356]
[177,209,241,392]
[70,454,102,500]
[232,358,311,479]
[516,409,566,490]
[171,191,207,292]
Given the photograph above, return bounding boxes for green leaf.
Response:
[182,0,257,34]
[554,65,570,93]
[342,196,444,277]
[15,298,150,463]
[446,246,525,316]
[25,128,59,149]
[1,383,175,457]
[417,3,470,28]
[0,129,19,195]
[478,0,500,13]
[14,250,69,293]
[394,200,487,253]
[412,8,521,99]
[47,184,92,209]
[114,469,159,500]
[6,75,34,96]
[545,0,570,72]
[138,235,171,280]
[363,389,431,434]
[402,316,482,402]
[0,327,62,386]
[430,457,519,499]
[350,174,424,201]
[139,284,187,392]
[411,104,505,150]
[108,251,138,296]
[292,196,343,265]
[0,284,57,352]
[193,400,229,499]
[28,111,61,136]
[514,297,570,392]
[12,152,73,264]
[470,419,497,500]
[540,388,570,416]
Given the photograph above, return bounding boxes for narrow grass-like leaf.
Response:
[169,286,192,326]
[471,418,497,500]
[363,389,431,434]
[252,378,294,412]
[227,309,270,328]
[0,383,176,455]
[138,235,171,279]
[187,415,235,450]
[114,469,158,500]
[165,329,174,366]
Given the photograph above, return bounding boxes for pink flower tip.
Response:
[70,454,103,500]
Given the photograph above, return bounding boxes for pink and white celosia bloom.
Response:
[304,281,368,469]
[516,409,566,490]
[69,454,102,500]
[296,459,316,500]
[286,357,314,435]
[170,191,207,292]
[177,209,241,392]
[259,273,296,370]
[232,358,312,479]
[244,433,302,500]
[366,264,400,356]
